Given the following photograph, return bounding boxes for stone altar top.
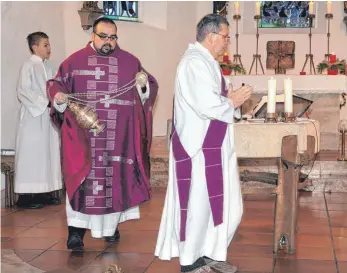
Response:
[234,118,320,158]
[227,75,346,94]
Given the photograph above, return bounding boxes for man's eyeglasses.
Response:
[213,32,230,40]
[94,32,118,41]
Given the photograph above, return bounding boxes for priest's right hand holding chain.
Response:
[54,92,68,105]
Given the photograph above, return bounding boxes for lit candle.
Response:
[309,1,314,15]
[267,77,276,114]
[255,2,261,16]
[234,1,240,16]
[327,1,332,14]
[284,78,293,113]
[330,52,336,63]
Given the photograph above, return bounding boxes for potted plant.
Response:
[317,60,346,75]
[220,61,246,75]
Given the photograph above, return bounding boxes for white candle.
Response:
[309,1,314,15]
[284,78,293,113]
[267,77,276,114]
[255,2,261,16]
[327,1,332,14]
[234,1,240,16]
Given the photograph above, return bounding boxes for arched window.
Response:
[103,1,139,22]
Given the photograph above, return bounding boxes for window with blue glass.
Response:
[103,1,138,22]
[260,1,312,28]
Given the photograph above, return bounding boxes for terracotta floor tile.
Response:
[329,211,347,227]
[333,237,347,249]
[338,261,347,272]
[274,258,337,273]
[298,210,329,227]
[296,234,332,248]
[117,218,160,231]
[331,227,347,237]
[299,201,327,211]
[89,252,155,271]
[245,195,276,202]
[232,231,273,246]
[228,244,275,258]
[145,257,180,273]
[227,255,274,273]
[36,217,67,228]
[28,250,98,272]
[81,265,145,273]
[1,208,20,216]
[238,219,274,233]
[335,247,347,261]
[1,237,60,250]
[297,225,331,236]
[16,227,68,239]
[1,214,44,227]
[276,245,334,260]
[14,249,45,262]
[1,226,31,237]
[49,238,111,252]
[105,230,158,253]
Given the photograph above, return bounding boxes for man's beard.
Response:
[95,43,115,56]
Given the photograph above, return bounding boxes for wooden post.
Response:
[274,135,315,254]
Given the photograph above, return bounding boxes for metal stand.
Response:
[324,13,333,61]
[233,14,244,69]
[301,14,316,74]
[338,129,346,161]
[249,15,265,75]
[265,113,277,123]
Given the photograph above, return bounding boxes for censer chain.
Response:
[67,77,137,98]
[67,85,135,105]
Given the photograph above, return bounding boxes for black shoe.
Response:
[67,226,86,251]
[104,228,120,242]
[16,194,44,209]
[38,193,61,205]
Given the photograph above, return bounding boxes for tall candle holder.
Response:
[249,15,265,75]
[284,112,295,123]
[324,13,333,61]
[265,113,277,123]
[233,14,244,69]
[301,14,316,74]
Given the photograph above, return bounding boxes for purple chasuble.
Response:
[172,75,228,241]
[47,43,158,215]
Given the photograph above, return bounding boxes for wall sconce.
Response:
[78,1,104,31]
[338,119,347,161]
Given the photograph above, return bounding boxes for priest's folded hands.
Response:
[227,84,253,108]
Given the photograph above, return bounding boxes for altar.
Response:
[228,75,347,150]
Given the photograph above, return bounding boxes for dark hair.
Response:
[92,17,117,33]
[196,14,229,42]
[27,32,49,54]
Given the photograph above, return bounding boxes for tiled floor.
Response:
[1,188,347,273]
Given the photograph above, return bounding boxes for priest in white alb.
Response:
[155,14,252,273]
[15,32,62,209]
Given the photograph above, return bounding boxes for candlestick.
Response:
[301,14,316,74]
[330,52,336,63]
[234,1,240,16]
[267,77,276,114]
[249,15,265,75]
[284,78,293,113]
[233,13,244,69]
[309,1,314,15]
[327,1,332,14]
[255,2,261,16]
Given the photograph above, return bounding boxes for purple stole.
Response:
[172,75,228,241]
